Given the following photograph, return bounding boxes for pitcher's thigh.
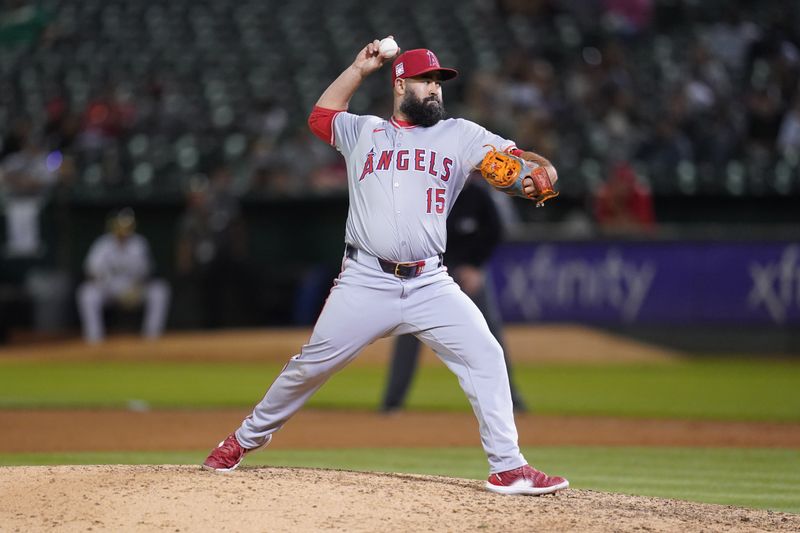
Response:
[299,276,401,365]
[413,289,505,371]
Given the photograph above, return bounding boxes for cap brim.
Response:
[410,67,459,81]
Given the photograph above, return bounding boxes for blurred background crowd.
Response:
[1,0,799,343]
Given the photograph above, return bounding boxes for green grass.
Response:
[1,358,799,421]
[1,447,797,514]
[2,356,796,514]
[0,361,280,408]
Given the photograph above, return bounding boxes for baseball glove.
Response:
[478,145,559,207]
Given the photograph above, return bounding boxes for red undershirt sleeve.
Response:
[308,105,342,146]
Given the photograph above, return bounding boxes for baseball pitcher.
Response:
[203,37,567,496]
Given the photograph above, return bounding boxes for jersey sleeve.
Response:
[333,112,378,156]
[458,119,517,170]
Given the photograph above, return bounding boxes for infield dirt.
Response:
[2,408,799,453]
[0,325,682,364]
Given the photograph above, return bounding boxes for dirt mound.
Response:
[1,465,795,532]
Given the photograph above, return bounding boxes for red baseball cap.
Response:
[391,49,458,84]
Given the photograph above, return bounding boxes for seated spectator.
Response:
[76,208,170,343]
[635,115,693,184]
[593,161,655,234]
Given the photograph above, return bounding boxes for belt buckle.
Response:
[394,261,425,278]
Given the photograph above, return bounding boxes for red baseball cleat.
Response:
[201,433,270,472]
[485,464,569,495]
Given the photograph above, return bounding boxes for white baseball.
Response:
[379,37,399,58]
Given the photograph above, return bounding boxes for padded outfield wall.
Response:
[2,197,799,351]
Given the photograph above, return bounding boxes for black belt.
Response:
[346,245,441,279]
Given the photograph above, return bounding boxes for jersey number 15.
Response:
[426,188,446,215]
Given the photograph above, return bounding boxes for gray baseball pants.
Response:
[236,252,527,473]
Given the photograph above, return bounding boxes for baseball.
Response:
[379,37,399,58]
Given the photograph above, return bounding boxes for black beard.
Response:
[400,92,446,127]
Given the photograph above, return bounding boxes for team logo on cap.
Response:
[395,63,405,77]
[427,50,437,66]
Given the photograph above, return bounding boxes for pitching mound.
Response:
[1,466,796,532]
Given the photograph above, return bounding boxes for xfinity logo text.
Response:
[500,246,656,322]
[748,245,800,324]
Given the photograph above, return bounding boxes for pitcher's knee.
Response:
[283,356,338,383]
[470,337,507,372]
[287,340,356,381]
[480,335,504,358]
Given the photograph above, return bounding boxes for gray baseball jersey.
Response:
[335,114,514,262]
[236,112,527,474]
